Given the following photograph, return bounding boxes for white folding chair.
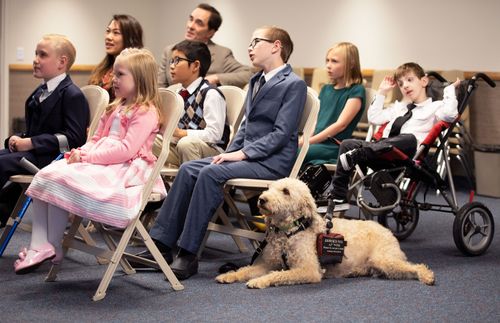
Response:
[0,85,109,254]
[198,87,320,255]
[45,88,185,301]
[161,85,247,180]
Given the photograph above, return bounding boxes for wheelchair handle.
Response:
[472,73,496,88]
[426,71,448,83]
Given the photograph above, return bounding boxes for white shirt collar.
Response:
[261,64,287,82]
[413,97,432,108]
[184,77,203,94]
[44,73,67,93]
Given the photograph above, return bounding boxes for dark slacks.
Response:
[150,157,281,254]
[331,134,417,200]
[0,149,40,189]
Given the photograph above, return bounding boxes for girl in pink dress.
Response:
[14,48,166,274]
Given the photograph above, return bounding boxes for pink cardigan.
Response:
[80,105,159,164]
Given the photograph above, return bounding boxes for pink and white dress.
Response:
[27,105,167,228]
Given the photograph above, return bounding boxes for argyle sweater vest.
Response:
[178,80,230,149]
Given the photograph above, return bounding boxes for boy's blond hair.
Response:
[41,34,76,71]
[327,42,363,87]
[394,62,426,81]
[109,48,162,124]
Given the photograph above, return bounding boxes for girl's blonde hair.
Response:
[107,48,162,124]
[327,42,363,87]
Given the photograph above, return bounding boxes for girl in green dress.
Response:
[301,42,365,165]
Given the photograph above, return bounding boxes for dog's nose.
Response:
[258,197,266,206]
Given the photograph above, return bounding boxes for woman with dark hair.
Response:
[89,14,143,101]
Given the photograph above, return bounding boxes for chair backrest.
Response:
[311,68,329,94]
[358,87,377,124]
[218,85,246,139]
[289,87,320,178]
[80,85,110,140]
[292,67,305,80]
[166,83,182,93]
[140,88,184,206]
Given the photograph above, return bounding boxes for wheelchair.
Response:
[335,72,496,256]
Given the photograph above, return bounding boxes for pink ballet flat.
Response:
[14,243,56,275]
[18,247,28,260]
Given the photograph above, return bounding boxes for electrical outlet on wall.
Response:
[16,47,24,61]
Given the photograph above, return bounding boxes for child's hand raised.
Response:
[378,76,396,96]
[452,78,461,88]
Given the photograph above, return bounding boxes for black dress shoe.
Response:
[170,254,198,280]
[128,249,173,269]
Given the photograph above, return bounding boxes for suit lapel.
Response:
[245,72,261,116]
[251,65,291,107]
[37,75,72,126]
[25,86,44,132]
[207,40,216,65]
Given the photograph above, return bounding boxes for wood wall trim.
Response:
[303,67,500,81]
[9,64,95,72]
[10,64,500,81]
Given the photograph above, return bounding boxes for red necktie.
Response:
[179,89,190,101]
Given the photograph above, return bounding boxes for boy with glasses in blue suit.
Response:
[133,26,307,280]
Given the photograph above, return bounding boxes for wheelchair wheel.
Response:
[453,202,494,256]
[378,201,419,241]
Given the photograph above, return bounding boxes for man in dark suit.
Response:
[135,26,307,280]
[158,3,253,88]
[0,34,89,227]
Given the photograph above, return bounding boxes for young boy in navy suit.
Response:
[132,26,307,280]
[0,34,89,227]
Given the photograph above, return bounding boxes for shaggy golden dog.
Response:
[216,178,434,288]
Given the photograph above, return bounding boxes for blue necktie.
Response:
[34,83,48,103]
[252,75,266,101]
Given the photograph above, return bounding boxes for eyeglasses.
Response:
[169,56,194,66]
[248,38,274,49]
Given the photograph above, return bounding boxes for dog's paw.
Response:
[215,272,239,284]
[246,278,270,289]
[417,265,435,286]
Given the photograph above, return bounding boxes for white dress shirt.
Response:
[367,84,458,145]
[39,73,67,103]
[183,77,226,144]
[261,64,287,82]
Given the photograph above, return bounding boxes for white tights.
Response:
[30,198,69,256]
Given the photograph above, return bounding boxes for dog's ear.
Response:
[300,188,318,219]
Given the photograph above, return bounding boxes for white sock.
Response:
[30,198,49,251]
[47,204,69,255]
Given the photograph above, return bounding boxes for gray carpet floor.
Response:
[1,188,499,322]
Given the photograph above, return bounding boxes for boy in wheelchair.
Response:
[329,62,460,210]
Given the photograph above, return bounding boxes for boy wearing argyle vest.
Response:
[159,40,229,167]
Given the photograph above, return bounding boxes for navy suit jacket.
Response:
[227,64,307,177]
[1,75,89,179]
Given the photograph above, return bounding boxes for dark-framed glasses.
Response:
[249,37,274,49]
[169,56,194,66]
